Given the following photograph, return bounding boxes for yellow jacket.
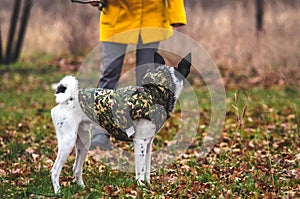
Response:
[99,0,187,44]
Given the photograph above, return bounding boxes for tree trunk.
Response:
[13,0,33,62]
[255,0,264,32]
[6,0,21,63]
[1,0,32,64]
[0,19,2,62]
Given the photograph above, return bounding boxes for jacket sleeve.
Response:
[167,0,187,26]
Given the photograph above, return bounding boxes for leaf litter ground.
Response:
[0,59,299,198]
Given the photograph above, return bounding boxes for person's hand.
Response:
[172,26,178,31]
[171,23,184,31]
[90,2,99,7]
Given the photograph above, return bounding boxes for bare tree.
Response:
[255,0,264,32]
[0,20,2,63]
[12,0,33,62]
[0,0,33,64]
[6,0,21,63]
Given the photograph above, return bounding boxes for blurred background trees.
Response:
[0,0,299,78]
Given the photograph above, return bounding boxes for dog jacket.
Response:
[79,66,176,141]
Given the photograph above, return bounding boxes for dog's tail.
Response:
[54,75,78,104]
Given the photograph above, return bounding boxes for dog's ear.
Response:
[154,52,165,66]
[56,84,67,94]
[176,53,191,78]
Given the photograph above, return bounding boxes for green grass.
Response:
[0,58,300,198]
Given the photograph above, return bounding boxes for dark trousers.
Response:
[98,36,160,89]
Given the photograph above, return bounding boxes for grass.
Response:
[0,57,299,198]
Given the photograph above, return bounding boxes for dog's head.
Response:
[142,52,191,99]
[55,75,78,104]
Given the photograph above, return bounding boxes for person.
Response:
[89,0,187,150]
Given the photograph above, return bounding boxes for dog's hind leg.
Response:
[73,121,91,188]
[133,119,156,184]
[51,131,77,193]
[51,107,78,194]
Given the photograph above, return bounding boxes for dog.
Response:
[50,52,191,193]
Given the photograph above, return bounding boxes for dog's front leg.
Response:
[133,119,156,184]
[73,121,91,188]
[145,137,154,182]
[133,137,151,183]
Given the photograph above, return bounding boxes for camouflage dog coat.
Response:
[79,66,176,142]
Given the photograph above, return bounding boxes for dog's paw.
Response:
[53,187,61,195]
[136,179,151,187]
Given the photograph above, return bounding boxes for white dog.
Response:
[50,52,191,193]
